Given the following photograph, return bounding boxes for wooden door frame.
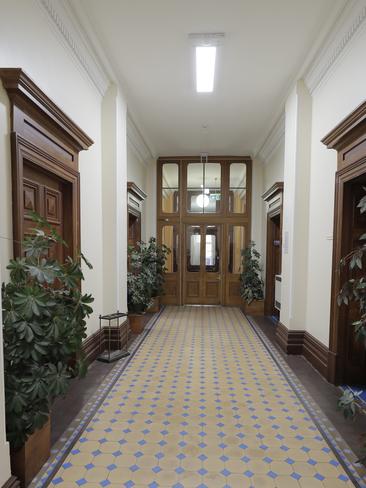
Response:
[322,100,366,384]
[262,182,284,317]
[157,157,252,305]
[0,68,93,258]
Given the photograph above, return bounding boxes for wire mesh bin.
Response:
[97,311,130,363]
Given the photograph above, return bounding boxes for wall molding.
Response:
[256,113,285,163]
[37,0,110,96]
[276,322,329,379]
[305,0,366,94]
[127,114,154,166]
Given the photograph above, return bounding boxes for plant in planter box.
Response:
[141,238,170,311]
[240,241,264,314]
[2,213,93,483]
[337,188,366,462]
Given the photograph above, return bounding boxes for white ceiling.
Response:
[78,0,345,157]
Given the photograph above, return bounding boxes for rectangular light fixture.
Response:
[196,46,216,93]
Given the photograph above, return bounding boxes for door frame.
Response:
[322,100,366,384]
[183,223,223,305]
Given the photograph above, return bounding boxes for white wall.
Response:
[127,144,148,241]
[305,22,366,345]
[263,140,285,193]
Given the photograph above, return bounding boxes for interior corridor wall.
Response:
[305,24,366,346]
[0,0,111,336]
[263,141,285,193]
[127,144,147,241]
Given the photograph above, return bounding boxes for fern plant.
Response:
[2,213,94,449]
[239,241,264,304]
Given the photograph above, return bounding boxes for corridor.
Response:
[34,307,363,488]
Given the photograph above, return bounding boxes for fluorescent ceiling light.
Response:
[196,46,216,93]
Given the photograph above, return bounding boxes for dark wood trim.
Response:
[0,68,93,151]
[158,155,252,162]
[127,181,147,202]
[82,320,129,364]
[276,322,304,354]
[276,322,329,378]
[1,476,20,488]
[262,181,284,202]
[322,100,366,150]
[303,331,329,378]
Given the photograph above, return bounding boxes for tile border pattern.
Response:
[244,312,366,487]
[30,307,366,488]
[30,309,164,488]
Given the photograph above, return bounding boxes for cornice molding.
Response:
[0,68,93,150]
[37,0,110,96]
[305,0,366,94]
[256,113,285,164]
[127,114,154,166]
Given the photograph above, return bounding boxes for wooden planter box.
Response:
[147,296,160,313]
[11,417,51,487]
[129,313,146,334]
[243,299,265,316]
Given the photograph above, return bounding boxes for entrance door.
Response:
[184,224,222,304]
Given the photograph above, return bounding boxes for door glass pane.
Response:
[229,188,246,213]
[205,163,221,189]
[162,189,179,213]
[205,226,220,272]
[230,163,246,187]
[187,225,201,272]
[228,225,246,273]
[162,225,178,272]
[162,163,179,213]
[229,163,246,213]
[187,163,203,188]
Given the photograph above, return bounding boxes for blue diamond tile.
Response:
[175,467,185,474]
[221,469,231,477]
[52,478,63,485]
[76,479,87,486]
[199,454,208,461]
[100,480,110,487]
[291,473,301,480]
[263,457,272,464]
[338,474,349,481]
[198,468,208,475]
[307,459,317,466]
[267,471,278,479]
[315,473,325,481]
[152,466,162,473]
[85,463,94,470]
[220,455,229,462]
[107,464,117,471]
[129,465,139,472]
[244,470,254,478]
[149,483,159,488]
[62,462,72,469]
[124,483,134,488]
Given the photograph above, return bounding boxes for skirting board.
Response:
[1,476,20,488]
[82,320,129,364]
[276,322,329,378]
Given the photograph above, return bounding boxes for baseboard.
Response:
[276,322,329,378]
[1,476,20,488]
[303,331,329,378]
[82,319,129,364]
[276,322,304,354]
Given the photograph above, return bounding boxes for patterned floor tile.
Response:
[31,307,366,488]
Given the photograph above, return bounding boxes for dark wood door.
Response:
[184,224,222,304]
[23,162,68,261]
[265,212,282,318]
[341,180,366,384]
[128,210,141,249]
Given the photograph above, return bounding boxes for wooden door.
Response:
[23,162,68,261]
[225,224,248,305]
[159,221,181,305]
[341,180,366,384]
[184,224,222,304]
[128,210,141,249]
[265,212,282,318]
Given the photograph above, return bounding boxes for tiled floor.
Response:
[38,306,366,487]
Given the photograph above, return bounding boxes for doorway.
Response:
[265,212,282,319]
[184,224,221,304]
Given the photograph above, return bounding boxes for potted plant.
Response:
[127,245,153,334]
[144,238,170,313]
[337,189,366,462]
[240,241,264,315]
[2,213,94,486]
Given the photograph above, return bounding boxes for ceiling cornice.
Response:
[304,0,366,94]
[257,113,285,164]
[127,114,154,166]
[37,0,110,96]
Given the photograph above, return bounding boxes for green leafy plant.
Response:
[127,243,154,314]
[140,238,170,298]
[337,188,366,462]
[2,212,94,449]
[240,241,264,304]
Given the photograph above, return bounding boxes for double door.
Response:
[184,224,221,304]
